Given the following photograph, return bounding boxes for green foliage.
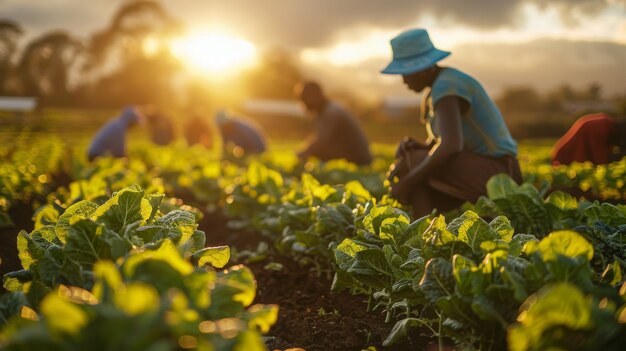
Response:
[333,204,624,350]
[0,185,276,350]
[0,258,276,351]
[3,186,211,304]
[508,282,626,351]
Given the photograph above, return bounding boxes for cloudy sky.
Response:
[2,0,625,99]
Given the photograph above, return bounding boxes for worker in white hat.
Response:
[383,28,521,218]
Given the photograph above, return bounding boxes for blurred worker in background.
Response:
[295,81,372,166]
[551,113,626,165]
[382,28,521,218]
[144,109,175,146]
[215,110,266,157]
[184,114,213,148]
[87,105,143,161]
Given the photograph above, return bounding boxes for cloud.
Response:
[0,0,120,38]
[3,0,624,47]
[181,0,625,47]
[450,39,626,95]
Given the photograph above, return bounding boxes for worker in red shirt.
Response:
[551,113,626,166]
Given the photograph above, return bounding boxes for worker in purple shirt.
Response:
[87,106,143,161]
[215,110,267,157]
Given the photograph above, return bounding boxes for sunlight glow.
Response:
[170,32,257,75]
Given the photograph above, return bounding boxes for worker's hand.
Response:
[395,137,426,158]
[387,157,408,183]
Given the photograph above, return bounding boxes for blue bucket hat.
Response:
[381,29,450,75]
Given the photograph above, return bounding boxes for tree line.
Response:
[0,0,303,110]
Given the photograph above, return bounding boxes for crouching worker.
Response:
[215,110,266,157]
[382,28,522,218]
[551,113,626,166]
[294,81,372,166]
[87,106,143,161]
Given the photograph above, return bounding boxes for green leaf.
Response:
[64,220,115,274]
[486,174,519,199]
[179,230,207,254]
[354,248,393,277]
[33,205,60,230]
[452,255,475,294]
[153,210,198,244]
[508,234,539,257]
[501,268,529,302]
[493,194,552,237]
[3,270,32,292]
[583,203,626,227]
[214,265,256,309]
[508,283,593,351]
[124,240,194,278]
[383,318,423,346]
[361,206,409,236]
[471,295,504,323]
[379,216,409,244]
[419,257,455,303]
[246,304,279,333]
[0,292,28,326]
[489,216,514,242]
[345,180,372,201]
[331,270,359,291]
[422,215,456,248]
[401,215,432,247]
[92,186,151,232]
[192,246,230,268]
[17,231,36,270]
[40,292,88,335]
[92,260,123,301]
[113,282,160,316]
[55,200,99,244]
[537,230,593,262]
[546,191,578,210]
[448,211,499,253]
[145,193,164,223]
[335,238,367,270]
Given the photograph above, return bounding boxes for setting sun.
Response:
[170,32,257,76]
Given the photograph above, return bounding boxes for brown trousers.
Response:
[392,150,523,217]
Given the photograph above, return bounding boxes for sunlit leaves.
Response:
[536,230,593,262]
[192,245,230,268]
[40,292,88,335]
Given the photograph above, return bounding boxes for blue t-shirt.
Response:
[427,68,517,157]
[87,107,138,161]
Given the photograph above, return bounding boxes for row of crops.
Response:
[1,135,625,350]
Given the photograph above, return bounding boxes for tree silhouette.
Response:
[77,0,182,107]
[0,19,23,94]
[85,0,180,75]
[17,31,82,100]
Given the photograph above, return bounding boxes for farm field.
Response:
[0,124,625,351]
[2,0,626,349]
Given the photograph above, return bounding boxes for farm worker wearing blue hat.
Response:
[215,110,267,157]
[383,28,522,218]
[87,105,144,161]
